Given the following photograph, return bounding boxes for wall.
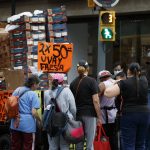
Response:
[1,0,150,81]
[67,23,88,83]
[1,0,150,21]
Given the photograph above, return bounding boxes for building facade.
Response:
[0,0,150,85]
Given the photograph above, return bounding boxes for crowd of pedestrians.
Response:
[9,60,150,150]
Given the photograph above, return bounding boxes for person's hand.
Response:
[97,118,102,127]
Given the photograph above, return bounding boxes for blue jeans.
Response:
[145,126,150,150]
[120,112,150,150]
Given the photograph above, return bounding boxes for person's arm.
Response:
[32,108,42,129]
[92,93,102,125]
[32,108,41,121]
[31,92,42,128]
[67,88,77,118]
[91,79,102,125]
[104,83,120,98]
[98,82,105,96]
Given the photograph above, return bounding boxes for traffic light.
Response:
[100,11,116,41]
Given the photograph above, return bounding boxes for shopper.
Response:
[114,71,127,150]
[104,62,150,150]
[113,62,123,76]
[10,74,42,150]
[44,73,76,150]
[70,59,101,150]
[98,70,118,150]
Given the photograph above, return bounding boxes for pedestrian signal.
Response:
[100,11,116,41]
[101,28,113,39]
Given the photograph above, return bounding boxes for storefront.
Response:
[0,0,150,85]
[106,14,150,87]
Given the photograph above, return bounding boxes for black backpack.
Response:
[42,86,68,137]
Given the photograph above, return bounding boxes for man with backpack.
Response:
[44,73,76,150]
[10,74,42,150]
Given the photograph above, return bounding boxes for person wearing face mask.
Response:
[104,62,150,150]
[113,62,123,76]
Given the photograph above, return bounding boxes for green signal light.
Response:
[101,28,113,39]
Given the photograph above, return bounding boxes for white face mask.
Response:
[114,70,122,75]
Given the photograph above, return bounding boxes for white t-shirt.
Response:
[100,78,117,124]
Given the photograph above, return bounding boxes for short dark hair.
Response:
[24,74,40,88]
[115,71,126,79]
[113,61,121,69]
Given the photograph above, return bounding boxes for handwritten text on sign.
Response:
[38,42,73,73]
[0,91,13,122]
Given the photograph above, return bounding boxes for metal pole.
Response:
[97,11,106,76]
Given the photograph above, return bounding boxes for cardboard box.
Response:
[0,69,25,90]
[10,15,30,24]
[0,28,11,68]
[0,22,7,28]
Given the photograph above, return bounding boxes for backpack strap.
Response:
[55,86,65,100]
[75,76,86,99]
[50,86,65,103]
[18,89,30,98]
[13,89,30,128]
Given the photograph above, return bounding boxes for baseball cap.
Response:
[51,73,65,83]
[77,59,89,68]
[98,70,112,79]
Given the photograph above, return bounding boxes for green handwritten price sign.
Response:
[38,42,73,73]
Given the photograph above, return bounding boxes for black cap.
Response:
[77,60,89,68]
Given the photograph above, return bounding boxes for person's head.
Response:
[98,70,112,82]
[113,62,122,75]
[77,60,89,77]
[115,71,126,80]
[51,73,65,90]
[127,62,141,77]
[24,74,40,90]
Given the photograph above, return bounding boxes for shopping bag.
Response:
[94,126,111,150]
[63,119,84,144]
